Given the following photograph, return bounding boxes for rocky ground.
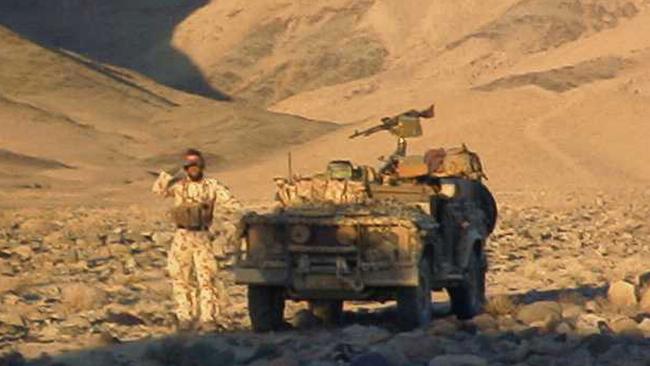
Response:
[0,196,649,366]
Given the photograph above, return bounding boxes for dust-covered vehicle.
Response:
[234,105,497,331]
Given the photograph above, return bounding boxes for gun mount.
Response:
[350,104,435,174]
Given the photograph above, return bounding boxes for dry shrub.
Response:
[60,282,107,314]
[484,294,519,316]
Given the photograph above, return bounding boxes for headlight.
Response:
[289,225,311,244]
[336,226,358,246]
[439,183,457,198]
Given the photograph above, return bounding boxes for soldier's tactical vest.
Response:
[171,203,214,231]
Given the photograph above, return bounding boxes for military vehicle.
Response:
[234,105,497,331]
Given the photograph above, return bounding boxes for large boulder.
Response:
[608,316,642,337]
[607,281,638,308]
[638,319,650,336]
[516,301,563,326]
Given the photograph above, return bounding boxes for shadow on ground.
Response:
[0,0,230,100]
[4,284,649,366]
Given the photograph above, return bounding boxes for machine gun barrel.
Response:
[349,118,396,139]
[348,104,435,140]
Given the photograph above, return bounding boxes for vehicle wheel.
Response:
[396,257,433,330]
[448,250,486,320]
[248,285,285,332]
[308,300,343,325]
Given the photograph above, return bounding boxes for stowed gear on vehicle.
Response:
[234,104,498,331]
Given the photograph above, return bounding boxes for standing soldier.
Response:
[152,149,242,331]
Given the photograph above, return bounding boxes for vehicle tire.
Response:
[248,285,285,332]
[475,182,498,235]
[308,300,344,325]
[396,257,433,331]
[448,250,486,320]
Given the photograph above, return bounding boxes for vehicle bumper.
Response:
[233,265,418,289]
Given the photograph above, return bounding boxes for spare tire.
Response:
[436,178,497,235]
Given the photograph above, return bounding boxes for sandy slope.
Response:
[0,26,336,207]
[226,0,650,204]
[1,0,650,207]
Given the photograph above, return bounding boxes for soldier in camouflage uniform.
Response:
[152,149,242,330]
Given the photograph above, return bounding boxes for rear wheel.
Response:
[448,250,486,320]
[308,300,344,325]
[248,286,285,332]
[396,257,433,330]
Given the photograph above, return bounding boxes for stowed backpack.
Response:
[425,144,487,181]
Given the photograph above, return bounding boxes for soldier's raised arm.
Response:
[152,170,180,197]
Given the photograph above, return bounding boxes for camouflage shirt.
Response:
[152,171,242,216]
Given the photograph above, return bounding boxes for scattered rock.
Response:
[639,287,650,312]
[575,314,607,336]
[12,245,33,261]
[152,232,173,246]
[0,351,26,366]
[638,272,650,290]
[184,341,236,366]
[529,335,569,356]
[608,316,642,336]
[638,319,650,336]
[429,354,487,366]
[60,282,107,313]
[30,324,62,343]
[584,300,599,313]
[427,318,460,336]
[386,331,443,362]
[341,324,392,347]
[607,281,638,308]
[516,301,563,326]
[107,243,130,257]
[561,303,583,320]
[18,218,59,235]
[369,344,409,366]
[104,311,146,326]
[555,322,573,335]
[290,309,320,329]
[350,352,391,366]
[471,314,498,331]
[582,334,617,356]
[0,311,25,328]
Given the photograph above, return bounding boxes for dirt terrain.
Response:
[1,198,649,365]
[1,1,650,365]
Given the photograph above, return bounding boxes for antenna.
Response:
[288,151,293,180]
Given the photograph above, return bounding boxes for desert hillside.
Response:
[1,0,649,206]
[0,26,336,207]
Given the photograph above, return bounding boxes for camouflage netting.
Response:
[250,190,437,230]
[274,176,369,207]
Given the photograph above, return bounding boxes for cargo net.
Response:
[274,176,369,208]
[424,145,487,181]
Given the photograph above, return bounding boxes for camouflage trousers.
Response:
[167,229,225,324]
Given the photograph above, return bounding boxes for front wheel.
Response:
[248,286,285,332]
[396,257,433,330]
[448,250,486,320]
